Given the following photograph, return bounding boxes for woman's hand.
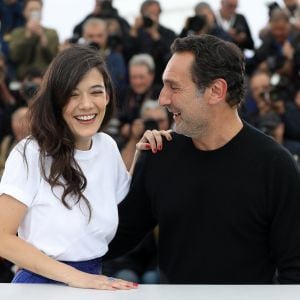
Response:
[67,273,138,290]
[137,129,173,153]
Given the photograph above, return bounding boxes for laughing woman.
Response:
[0,46,167,289]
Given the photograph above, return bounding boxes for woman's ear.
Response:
[106,95,110,105]
[208,79,228,105]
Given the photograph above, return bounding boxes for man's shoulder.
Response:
[243,122,296,162]
[162,132,190,150]
[139,132,190,164]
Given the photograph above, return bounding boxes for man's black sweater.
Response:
[107,123,300,284]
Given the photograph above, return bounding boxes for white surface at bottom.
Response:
[1,284,300,300]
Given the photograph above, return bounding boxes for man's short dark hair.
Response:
[140,0,162,15]
[171,34,245,106]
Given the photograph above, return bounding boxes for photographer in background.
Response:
[245,71,300,158]
[180,2,231,41]
[215,0,254,51]
[8,0,59,80]
[117,54,161,128]
[126,0,177,84]
[121,100,170,171]
[246,8,300,83]
[72,0,130,42]
[81,17,126,92]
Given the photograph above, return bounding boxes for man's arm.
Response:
[269,150,300,283]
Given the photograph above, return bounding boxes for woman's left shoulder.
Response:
[93,132,118,148]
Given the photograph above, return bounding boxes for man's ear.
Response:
[208,79,227,105]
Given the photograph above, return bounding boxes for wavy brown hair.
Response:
[26,45,115,219]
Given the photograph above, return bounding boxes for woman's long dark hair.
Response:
[27,45,115,219]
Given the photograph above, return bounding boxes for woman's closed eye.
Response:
[91,90,104,95]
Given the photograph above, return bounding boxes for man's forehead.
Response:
[163,55,193,82]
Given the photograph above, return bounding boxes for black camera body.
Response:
[186,15,206,34]
[259,75,291,103]
[21,82,39,101]
[142,16,154,28]
[144,119,159,131]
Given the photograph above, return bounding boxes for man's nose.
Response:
[158,87,170,106]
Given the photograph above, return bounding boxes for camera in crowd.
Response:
[21,81,40,102]
[259,74,291,103]
[143,119,159,131]
[185,15,207,35]
[266,54,286,73]
[142,16,154,28]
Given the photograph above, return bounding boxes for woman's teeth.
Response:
[75,114,96,121]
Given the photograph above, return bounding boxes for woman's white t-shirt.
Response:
[0,133,131,261]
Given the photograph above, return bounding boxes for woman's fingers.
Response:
[68,274,138,290]
[137,129,173,153]
[109,277,138,290]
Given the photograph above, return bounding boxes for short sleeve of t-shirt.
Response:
[99,134,131,205]
[0,139,41,207]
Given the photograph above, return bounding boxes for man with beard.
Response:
[106,35,300,284]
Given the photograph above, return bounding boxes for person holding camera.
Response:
[72,0,130,43]
[120,100,171,171]
[247,8,300,81]
[126,0,177,85]
[81,18,126,92]
[180,2,231,41]
[117,53,161,126]
[245,71,300,158]
[8,0,59,80]
[215,0,254,51]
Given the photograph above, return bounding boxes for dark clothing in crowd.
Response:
[230,13,254,50]
[124,26,177,84]
[73,11,130,40]
[283,101,300,140]
[117,83,162,124]
[216,12,254,51]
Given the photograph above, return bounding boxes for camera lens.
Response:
[142,16,154,28]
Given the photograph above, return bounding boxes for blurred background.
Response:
[42,0,283,47]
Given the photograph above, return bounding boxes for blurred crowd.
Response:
[0,0,300,283]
